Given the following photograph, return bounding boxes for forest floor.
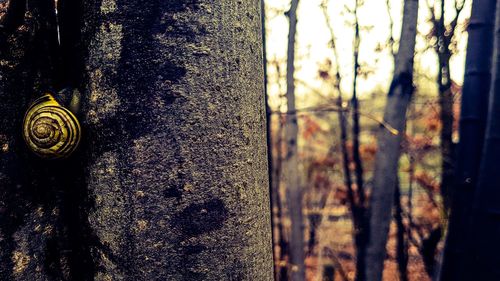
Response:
[274,192,442,281]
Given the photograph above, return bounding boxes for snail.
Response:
[23,93,81,159]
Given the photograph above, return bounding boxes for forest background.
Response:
[264,0,469,280]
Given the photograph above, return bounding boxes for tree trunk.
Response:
[320,2,367,279]
[469,1,500,280]
[0,1,274,280]
[351,4,368,281]
[284,0,306,280]
[363,0,419,280]
[437,19,454,212]
[394,183,408,281]
[271,63,290,281]
[320,3,370,279]
[274,119,289,281]
[351,0,365,212]
[429,0,465,213]
[440,1,496,280]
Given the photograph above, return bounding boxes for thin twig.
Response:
[271,106,399,135]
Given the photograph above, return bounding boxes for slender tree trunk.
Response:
[275,120,290,281]
[320,3,355,233]
[437,33,454,212]
[351,0,365,211]
[469,2,500,280]
[0,1,274,280]
[363,0,419,280]
[420,1,464,274]
[440,1,496,280]
[284,0,306,280]
[431,0,464,212]
[320,3,367,279]
[274,65,290,281]
[394,182,408,281]
[351,5,368,280]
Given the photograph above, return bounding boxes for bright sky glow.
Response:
[265,0,471,110]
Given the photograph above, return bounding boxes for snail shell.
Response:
[23,93,81,159]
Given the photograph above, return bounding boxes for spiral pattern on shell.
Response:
[23,93,81,159]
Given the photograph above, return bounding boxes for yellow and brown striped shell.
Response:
[23,93,81,159]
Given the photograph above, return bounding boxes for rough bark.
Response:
[469,1,500,280]
[283,0,306,280]
[0,1,83,280]
[0,0,273,280]
[439,1,496,280]
[363,0,419,280]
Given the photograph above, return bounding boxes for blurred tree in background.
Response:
[265,0,473,280]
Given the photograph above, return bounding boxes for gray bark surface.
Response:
[0,1,273,280]
[283,0,306,280]
[363,0,419,280]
